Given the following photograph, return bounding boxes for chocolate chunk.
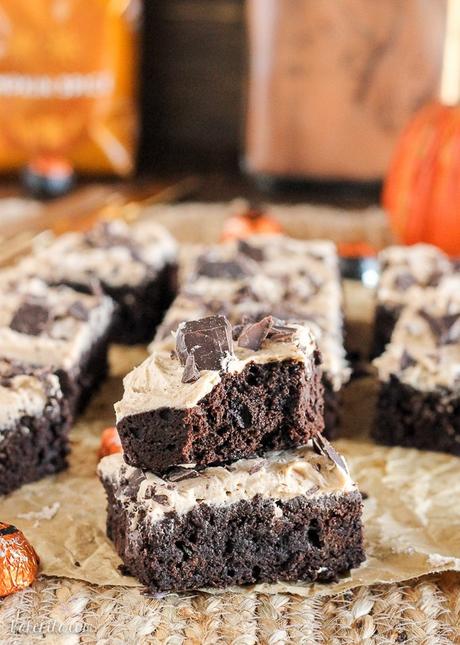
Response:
[67,301,89,321]
[267,321,297,343]
[400,350,416,370]
[181,353,200,384]
[393,272,417,290]
[151,494,169,505]
[125,470,146,498]
[238,240,264,262]
[237,316,273,351]
[176,315,234,371]
[419,310,460,344]
[166,467,200,483]
[196,256,254,279]
[9,302,50,336]
[312,435,349,474]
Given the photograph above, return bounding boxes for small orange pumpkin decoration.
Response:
[383,102,460,256]
[221,205,283,242]
[0,522,39,597]
[98,426,122,459]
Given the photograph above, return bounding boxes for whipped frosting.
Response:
[98,443,356,527]
[0,277,114,371]
[152,236,349,390]
[18,218,177,288]
[377,243,453,308]
[115,323,317,421]
[374,274,460,390]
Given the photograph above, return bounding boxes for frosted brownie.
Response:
[98,439,365,592]
[373,275,460,454]
[372,244,453,356]
[116,314,324,473]
[0,360,70,495]
[19,219,177,344]
[153,237,350,436]
[0,277,114,415]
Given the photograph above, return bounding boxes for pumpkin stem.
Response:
[440,0,460,105]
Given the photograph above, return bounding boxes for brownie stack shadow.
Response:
[99,237,366,593]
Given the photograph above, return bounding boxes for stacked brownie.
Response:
[0,276,114,416]
[99,311,365,592]
[373,274,460,455]
[372,243,453,355]
[19,218,177,344]
[0,360,70,495]
[153,236,350,436]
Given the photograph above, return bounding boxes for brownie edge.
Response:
[104,487,365,593]
[117,357,324,473]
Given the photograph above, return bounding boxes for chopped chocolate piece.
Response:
[268,322,297,343]
[237,316,273,350]
[181,353,200,384]
[238,239,264,262]
[312,435,349,474]
[196,257,254,279]
[419,310,460,345]
[9,302,50,336]
[176,315,234,371]
[67,301,89,321]
[400,350,417,370]
[166,467,200,483]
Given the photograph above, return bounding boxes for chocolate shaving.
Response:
[237,316,273,351]
[393,272,417,290]
[166,467,200,483]
[176,315,234,372]
[312,435,349,474]
[238,240,264,262]
[67,301,89,321]
[419,310,460,345]
[195,256,255,279]
[400,350,417,370]
[9,302,50,336]
[181,353,200,384]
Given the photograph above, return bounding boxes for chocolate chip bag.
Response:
[0,0,140,175]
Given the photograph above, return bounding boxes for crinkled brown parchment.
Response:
[1,282,460,598]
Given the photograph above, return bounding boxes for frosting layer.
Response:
[18,219,177,288]
[98,443,355,526]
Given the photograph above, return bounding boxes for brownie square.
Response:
[0,277,114,416]
[152,236,350,438]
[98,443,365,592]
[0,360,70,495]
[19,219,178,344]
[372,244,453,356]
[373,277,460,454]
[116,316,325,473]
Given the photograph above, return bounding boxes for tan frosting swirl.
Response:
[98,443,356,526]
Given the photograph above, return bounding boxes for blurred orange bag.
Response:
[0,1,140,176]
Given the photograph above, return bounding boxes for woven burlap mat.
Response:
[1,573,459,643]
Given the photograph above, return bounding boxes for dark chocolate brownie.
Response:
[19,219,178,345]
[116,315,325,473]
[373,276,460,454]
[152,236,349,437]
[0,277,114,416]
[0,360,70,495]
[99,444,365,592]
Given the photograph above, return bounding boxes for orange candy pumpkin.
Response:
[383,101,460,256]
[0,522,39,597]
[221,206,283,242]
[98,426,122,459]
